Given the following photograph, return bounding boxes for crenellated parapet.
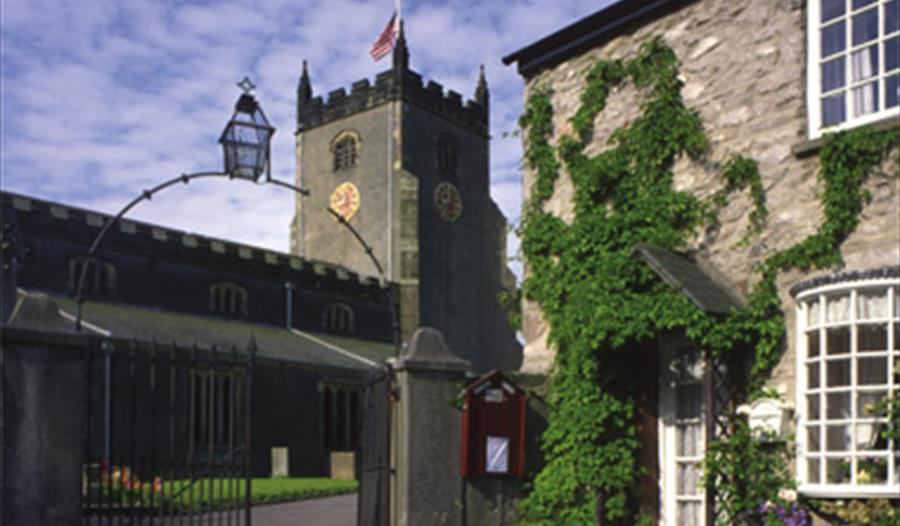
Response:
[297,67,488,135]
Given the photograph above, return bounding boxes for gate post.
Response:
[392,327,470,526]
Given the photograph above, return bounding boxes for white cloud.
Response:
[1,0,612,284]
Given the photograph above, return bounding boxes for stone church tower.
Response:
[289,25,520,372]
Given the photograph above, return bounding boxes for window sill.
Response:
[799,484,900,499]
[792,116,900,158]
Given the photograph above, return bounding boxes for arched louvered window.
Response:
[323,302,355,334]
[209,282,249,317]
[332,131,360,171]
[67,257,116,298]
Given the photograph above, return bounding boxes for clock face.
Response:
[330,182,361,221]
[434,181,462,222]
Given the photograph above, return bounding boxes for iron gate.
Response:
[81,338,254,525]
[357,364,393,526]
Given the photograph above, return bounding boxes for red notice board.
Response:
[460,370,526,478]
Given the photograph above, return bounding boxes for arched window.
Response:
[323,302,355,334]
[331,131,360,171]
[436,132,460,177]
[67,257,116,298]
[209,282,248,317]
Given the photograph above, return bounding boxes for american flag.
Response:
[369,13,398,62]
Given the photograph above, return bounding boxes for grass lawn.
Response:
[115,477,357,512]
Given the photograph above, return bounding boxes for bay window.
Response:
[796,274,899,496]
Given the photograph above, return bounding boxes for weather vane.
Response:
[237,76,256,94]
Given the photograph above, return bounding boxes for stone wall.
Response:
[517,0,899,406]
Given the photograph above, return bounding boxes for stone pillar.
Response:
[392,327,470,526]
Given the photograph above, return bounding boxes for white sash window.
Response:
[807,0,900,138]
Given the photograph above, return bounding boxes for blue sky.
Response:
[1,0,612,277]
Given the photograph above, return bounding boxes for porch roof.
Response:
[632,242,743,314]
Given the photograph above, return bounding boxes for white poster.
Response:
[485,435,509,474]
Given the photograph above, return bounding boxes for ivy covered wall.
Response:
[511,0,899,524]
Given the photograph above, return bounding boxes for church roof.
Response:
[14,290,393,372]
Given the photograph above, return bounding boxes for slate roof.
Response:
[502,0,693,76]
[16,291,393,372]
[632,242,743,314]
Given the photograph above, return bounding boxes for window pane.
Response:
[807,426,822,451]
[886,36,900,71]
[827,327,850,355]
[808,393,821,421]
[827,359,851,386]
[858,290,888,319]
[887,0,899,34]
[677,502,701,526]
[887,74,899,108]
[827,391,851,419]
[822,56,847,92]
[852,0,876,9]
[856,423,888,451]
[859,324,888,352]
[852,45,879,81]
[677,424,700,457]
[808,299,821,326]
[808,331,821,358]
[827,294,850,322]
[822,93,847,125]
[852,8,879,45]
[826,457,851,482]
[858,357,888,384]
[822,0,846,22]
[677,462,700,495]
[676,384,702,419]
[857,390,888,417]
[808,362,821,388]
[826,425,850,450]
[808,458,822,483]
[852,82,879,116]
[822,22,847,58]
[857,457,888,483]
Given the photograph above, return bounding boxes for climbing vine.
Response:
[516,35,898,525]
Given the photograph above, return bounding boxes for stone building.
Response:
[2,190,395,478]
[504,0,898,522]
[291,25,520,372]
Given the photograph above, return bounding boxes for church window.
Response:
[436,133,459,177]
[209,282,249,317]
[795,277,898,496]
[806,0,900,138]
[323,302,355,334]
[67,257,116,298]
[332,131,360,171]
[191,368,243,454]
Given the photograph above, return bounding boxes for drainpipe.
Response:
[285,281,295,330]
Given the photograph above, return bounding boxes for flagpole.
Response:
[396,0,402,22]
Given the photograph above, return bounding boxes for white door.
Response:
[658,341,706,526]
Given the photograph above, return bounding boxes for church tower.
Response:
[290,25,519,371]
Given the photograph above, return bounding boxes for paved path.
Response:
[252,493,357,526]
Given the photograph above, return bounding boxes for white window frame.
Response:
[795,277,899,497]
[806,0,900,139]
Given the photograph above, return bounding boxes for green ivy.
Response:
[700,421,795,525]
[516,35,898,525]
